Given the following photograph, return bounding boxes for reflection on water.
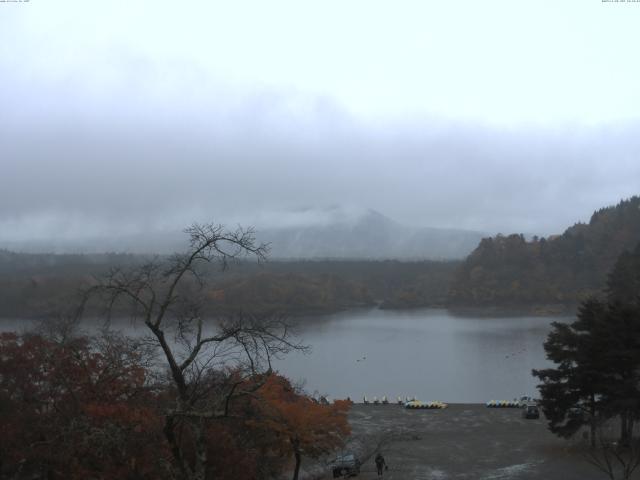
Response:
[276,308,570,403]
[0,308,571,403]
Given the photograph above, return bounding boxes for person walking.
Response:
[374,452,386,477]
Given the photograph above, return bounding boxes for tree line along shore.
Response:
[1,196,639,319]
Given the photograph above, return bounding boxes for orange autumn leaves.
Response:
[248,375,351,478]
[0,332,165,479]
[0,332,351,479]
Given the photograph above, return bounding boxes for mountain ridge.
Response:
[1,207,486,260]
[256,207,485,260]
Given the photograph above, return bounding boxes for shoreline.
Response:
[0,303,576,324]
[303,404,605,480]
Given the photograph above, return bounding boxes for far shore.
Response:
[0,303,576,326]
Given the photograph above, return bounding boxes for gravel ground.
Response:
[311,404,638,480]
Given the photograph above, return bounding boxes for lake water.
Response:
[277,308,569,403]
[0,308,570,403]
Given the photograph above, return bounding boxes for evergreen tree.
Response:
[607,243,640,305]
[533,243,640,447]
[533,299,608,447]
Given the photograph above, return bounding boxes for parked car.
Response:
[522,404,540,419]
[568,407,587,421]
[518,396,535,407]
[329,453,361,478]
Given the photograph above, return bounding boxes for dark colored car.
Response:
[522,404,540,419]
[329,453,361,478]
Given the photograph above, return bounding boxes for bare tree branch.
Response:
[82,222,302,480]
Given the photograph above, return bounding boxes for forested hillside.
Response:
[0,253,458,318]
[208,260,458,314]
[7,196,638,317]
[448,196,640,309]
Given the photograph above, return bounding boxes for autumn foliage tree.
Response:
[0,331,165,480]
[249,375,351,480]
[0,332,350,480]
[85,224,308,479]
[1,224,353,480]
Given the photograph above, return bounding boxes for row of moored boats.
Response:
[358,395,536,409]
[361,396,448,409]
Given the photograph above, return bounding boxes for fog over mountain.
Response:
[0,206,485,259]
[257,207,485,259]
[1,2,639,250]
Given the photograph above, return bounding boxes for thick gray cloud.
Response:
[1,1,639,249]
[2,100,638,243]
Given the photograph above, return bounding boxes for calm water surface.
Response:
[1,308,570,403]
[276,308,569,403]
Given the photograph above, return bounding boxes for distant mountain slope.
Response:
[448,196,640,308]
[257,207,485,260]
[0,207,484,260]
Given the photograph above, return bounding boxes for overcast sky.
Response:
[1,1,639,248]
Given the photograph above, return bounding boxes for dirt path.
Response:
[313,404,638,480]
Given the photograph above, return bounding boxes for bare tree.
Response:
[584,422,640,480]
[85,223,305,480]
